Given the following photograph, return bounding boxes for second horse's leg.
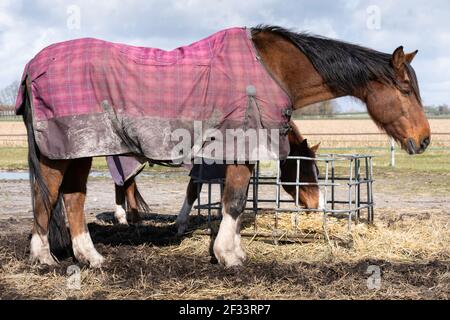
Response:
[176,178,202,235]
[124,179,141,224]
[213,164,253,267]
[114,184,128,225]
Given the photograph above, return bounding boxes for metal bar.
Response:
[356,158,361,223]
[369,157,375,223]
[275,204,373,214]
[275,160,281,229]
[390,137,396,167]
[294,158,301,229]
[191,154,375,238]
[331,158,335,210]
[348,159,354,231]
[207,182,212,229]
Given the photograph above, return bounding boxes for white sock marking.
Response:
[233,217,246,261]
[214,212,244,267]
[72,232,104,268]
[30,233,56,265]
[114,204,128,225]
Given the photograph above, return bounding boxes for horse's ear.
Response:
[405,50,418,64]
[300,138,308,147]
[392,46,405,71]
[310,142,321,153]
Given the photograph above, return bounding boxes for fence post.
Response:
[390,138,395,167]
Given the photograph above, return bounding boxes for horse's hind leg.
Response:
[30,157,70,265]
[176,178,202,235]
[114,184,128,225]
[62,157,104,268]
[124,179,142,224]
[214,164,253,267]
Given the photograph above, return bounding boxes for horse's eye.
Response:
[401,89,411,97]
[400,83,411,96]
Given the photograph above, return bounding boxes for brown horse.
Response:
[21,26,430,268]
[113,127,321,234]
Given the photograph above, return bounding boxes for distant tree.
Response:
[438,104,449,115]
[423,105,450,116]
[423,105,438,116]
[0,80,20,108]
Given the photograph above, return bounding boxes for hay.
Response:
[0,209,448,300]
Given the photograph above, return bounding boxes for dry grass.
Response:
[1,208,448,300]
[0,120,449,299]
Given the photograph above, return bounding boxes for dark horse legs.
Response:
[114,180,138,225]
[175,177,202,235]
[114,179,146,225]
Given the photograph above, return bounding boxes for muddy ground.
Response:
[0,168,449,300]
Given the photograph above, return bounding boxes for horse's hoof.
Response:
[75,252,104,268]
[214,250,245,268]
[30,234,57,266]
[177,224,188,236]
[73,233,105,268]
[235,247,247,262]
[223,256,244,268]
[89,254,105,269]
[116,218,129,226]
[128,213,143,226]
[30,254,58,266]
[114,206,128,225]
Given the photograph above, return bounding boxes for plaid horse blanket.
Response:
[16,27,292,161]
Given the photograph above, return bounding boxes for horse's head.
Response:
[365,47,431,155]
[280,125,322,210]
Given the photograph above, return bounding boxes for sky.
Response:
[1,0,449,110]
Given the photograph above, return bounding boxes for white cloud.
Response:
[0,0,449,106]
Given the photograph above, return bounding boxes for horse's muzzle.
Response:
[406,136,430,155]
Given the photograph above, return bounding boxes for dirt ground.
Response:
[0,168,449,300]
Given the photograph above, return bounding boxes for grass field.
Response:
[1,146,450,174]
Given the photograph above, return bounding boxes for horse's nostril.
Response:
[421,137,430,149]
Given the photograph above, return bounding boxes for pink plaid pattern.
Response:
[17,28,289,123]
[15,27,293,161]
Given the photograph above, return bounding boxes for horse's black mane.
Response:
[251,25,421,101]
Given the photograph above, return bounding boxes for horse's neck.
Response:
[252,32,363,109]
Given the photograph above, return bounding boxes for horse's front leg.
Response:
[214,164,253,267]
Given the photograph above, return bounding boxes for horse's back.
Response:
[16,28,240,120]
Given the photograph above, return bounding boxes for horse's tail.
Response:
[22,81,72,259]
